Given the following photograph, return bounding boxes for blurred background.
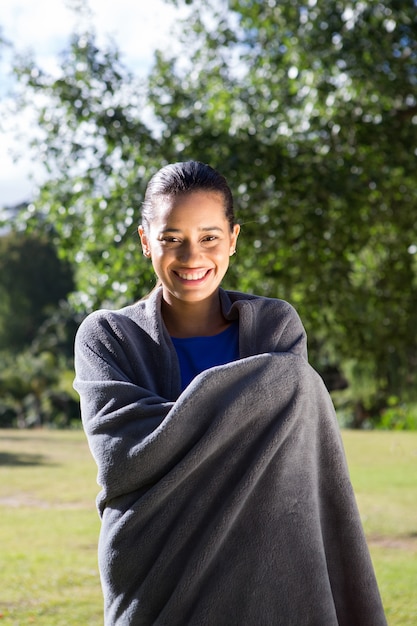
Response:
[1,0,417,431]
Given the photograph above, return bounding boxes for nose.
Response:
[178,240,200,263]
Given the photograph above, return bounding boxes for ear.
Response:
[138,225,151,257]
[229,223,240,255]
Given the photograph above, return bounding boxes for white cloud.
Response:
[0,0,184,207]
[1,0,181,72]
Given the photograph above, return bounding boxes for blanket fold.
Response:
[76,350,387,625]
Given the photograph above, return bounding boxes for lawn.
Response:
[0,429,102,625]
[0,428,416,625]
[342,430,417,625]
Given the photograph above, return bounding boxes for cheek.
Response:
[151,247,175,270]
[213,247,231,268]
[149,242,165,258]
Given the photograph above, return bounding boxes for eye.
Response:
[202,235,218,243]
[160,236,181,244]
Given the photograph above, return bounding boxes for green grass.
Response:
[0,429,416,624]
[342,430,417,625]
[0,430,102,625]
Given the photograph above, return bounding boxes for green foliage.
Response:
[147,0,417,416]
[146,0,417,377]
[0,230,82,427]
[8,33,160,310]
[332,363,417,429]
[0,349,79,428]
[0,231,74,350]
[2,1,417,425]
[0,230,79,428]
[377,399,417,431]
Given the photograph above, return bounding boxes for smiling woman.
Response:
[138,189,240,336]
[73,161,387,625]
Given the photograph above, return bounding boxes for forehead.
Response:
[152,191,227,228]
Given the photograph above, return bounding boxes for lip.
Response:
[173,269,212,283]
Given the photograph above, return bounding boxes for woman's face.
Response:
[139,191,240,306]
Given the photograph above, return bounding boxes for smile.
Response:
[176,270,210,281]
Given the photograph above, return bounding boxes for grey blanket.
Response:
[76,351,386,625]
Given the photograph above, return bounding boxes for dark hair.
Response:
[141,161,235,231]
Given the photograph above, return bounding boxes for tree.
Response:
[0,229,81,427]
[147,0,417,418]
[0,230,74,351]
[3,1,417,424]
[4,33,159,310]
[0,347,79,428]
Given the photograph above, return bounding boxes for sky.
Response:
[0,0,183,207]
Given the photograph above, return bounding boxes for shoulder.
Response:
[221,288,307,359]
[75,288,163,341]
[74,300,153,352]
[76,301,143,331]
[221,289,300,318]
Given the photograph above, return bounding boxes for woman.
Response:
[74,161,386,625]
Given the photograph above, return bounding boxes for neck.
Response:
[162,291,229,338]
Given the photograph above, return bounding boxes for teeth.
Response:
[177,270,207,281]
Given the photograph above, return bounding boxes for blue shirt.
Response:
[171,323,239,391]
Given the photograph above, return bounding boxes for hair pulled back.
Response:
[141,161,235,232]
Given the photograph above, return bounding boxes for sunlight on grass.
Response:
[0,430,102,625]
[343,430,417,536]
[342,430,417,625]
[369,546,417,626]
[0,428,416,624]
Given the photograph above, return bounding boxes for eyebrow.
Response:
[159,226,225,233]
